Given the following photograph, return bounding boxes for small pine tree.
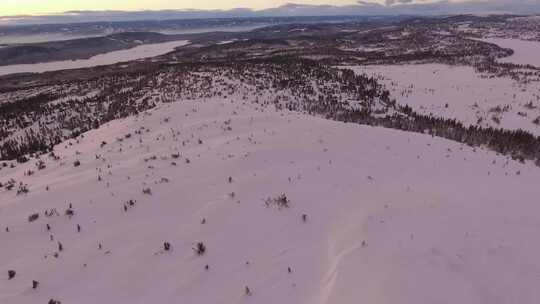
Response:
[28,213,39,222]
[194,242,206,255]
[65,209,75,217]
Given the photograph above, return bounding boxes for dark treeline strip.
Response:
[334,108,540,165]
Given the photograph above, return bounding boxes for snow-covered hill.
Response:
[2,96,540,304]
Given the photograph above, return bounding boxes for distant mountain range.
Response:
[1,1,539,26]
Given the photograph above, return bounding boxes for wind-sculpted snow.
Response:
[1,98,540,304]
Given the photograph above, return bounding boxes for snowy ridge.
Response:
[0,61,394,160]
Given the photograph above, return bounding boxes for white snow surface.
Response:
[0,40,189,76]
[482,38,540,68]
[1,97,540,304]
[345,64,540,135]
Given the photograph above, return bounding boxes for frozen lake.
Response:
[0,40,189,76]
[483,38,540,67]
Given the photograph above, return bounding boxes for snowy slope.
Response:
[2,97,540,304]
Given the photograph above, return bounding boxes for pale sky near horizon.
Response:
[0,0,378,16]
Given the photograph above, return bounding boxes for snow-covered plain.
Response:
[0,40,189,76]
[1,96,539,304]
[346,64,540,134]
[482,38,540,67]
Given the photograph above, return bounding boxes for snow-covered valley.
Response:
[2,97,539,304]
